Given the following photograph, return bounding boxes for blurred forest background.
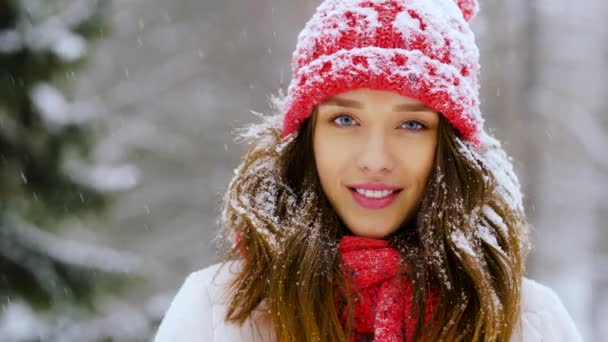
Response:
[0,0,606,341]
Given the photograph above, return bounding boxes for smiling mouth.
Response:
[347,187,403,209]
[352,188,399,198]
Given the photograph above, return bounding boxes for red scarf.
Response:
[338,235,439,341]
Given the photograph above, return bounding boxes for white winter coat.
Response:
[154,261,582,342]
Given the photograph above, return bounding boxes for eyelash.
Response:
[330,113,427,131]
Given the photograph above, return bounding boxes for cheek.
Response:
[314,135,338,183]
[398,140,436,186]
[418,147,436,178]
[313,130,352,191]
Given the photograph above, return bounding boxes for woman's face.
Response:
[313,88,439,239]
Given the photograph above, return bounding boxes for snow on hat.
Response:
[281,0,483,144]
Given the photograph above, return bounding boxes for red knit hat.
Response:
[281,0,483,144]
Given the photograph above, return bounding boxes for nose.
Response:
[355,132,395,175]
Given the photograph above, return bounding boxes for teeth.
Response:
[355,188,395,198]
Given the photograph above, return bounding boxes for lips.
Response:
[347,183,403,210]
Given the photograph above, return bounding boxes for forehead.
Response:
[321,89,428,107]
[318,89,435,115]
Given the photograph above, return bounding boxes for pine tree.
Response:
[0,1,147,340]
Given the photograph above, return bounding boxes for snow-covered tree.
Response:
[0,1,148,340]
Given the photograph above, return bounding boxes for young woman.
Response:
[155,0,582,341]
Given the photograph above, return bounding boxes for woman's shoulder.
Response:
[186,260,244,303]
[512,277,582,341]
[154,261,245,341]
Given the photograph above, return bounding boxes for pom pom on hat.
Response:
[454,0,480,22]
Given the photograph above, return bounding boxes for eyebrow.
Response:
[320,98,431,112]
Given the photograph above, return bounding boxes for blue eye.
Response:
[332,115,357,126]
[401,121,425,130]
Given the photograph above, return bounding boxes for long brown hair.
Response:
[219,101,530,341]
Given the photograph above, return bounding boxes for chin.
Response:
[349,226,397,239]
[361,232,391,239]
